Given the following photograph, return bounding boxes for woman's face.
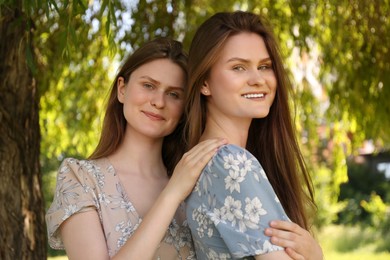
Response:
[117,58,185,139]
[202,32,277,122]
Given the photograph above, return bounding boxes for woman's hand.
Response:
[265,220,323,260]
[163,138,227,204]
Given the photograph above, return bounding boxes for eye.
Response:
[258,63,273,71]
[233,65,245,71]
[167,91,181,99]
[143,83,154,89]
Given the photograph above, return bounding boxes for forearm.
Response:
[254,250,292,260]
[113,189,181,259]
[112,139,226,259]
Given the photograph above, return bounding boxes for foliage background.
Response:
[11,0,390,256]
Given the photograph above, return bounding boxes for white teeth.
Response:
[242,93,265,99]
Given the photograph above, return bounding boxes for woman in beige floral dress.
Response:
[46,38,227,259]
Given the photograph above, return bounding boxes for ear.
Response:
[117,77,126,103]
[201,81,211,96]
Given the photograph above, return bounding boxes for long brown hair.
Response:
[185,11,315,229]
[89,38,188,176]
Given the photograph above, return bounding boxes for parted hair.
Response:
[89,38,188,176]
[184,11,315,229]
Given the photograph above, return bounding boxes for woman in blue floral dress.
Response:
[185,11,323,259]
[46,38,227,259]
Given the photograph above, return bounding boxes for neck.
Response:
[201,112,251,148]
[108,128,166,178]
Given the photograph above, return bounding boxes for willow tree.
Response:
[0,0,118,258]
[0,1,46,258]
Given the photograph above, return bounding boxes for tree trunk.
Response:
[0,3,46,260]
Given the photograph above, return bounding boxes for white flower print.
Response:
[207,159,213,169]
[192,206,203,223]
[244,197,267,225]
[223,154,240,171]
[237,153,253,174]
[194,181,201,196]
[80,160,105,187]
[222,196,243,226]
[253,239,283,255]
[121,200,136,213]
[192,206,207,238]
[56,179,81,206]
[206,248,232,260]
[207,249,219,260]
[115,220,139,248]
[98,192,110,205]
[210,207,226,226]
[58,164,70,181]
[239,167,248,178]
[164,219,180,244]
[207,227,213,238]
[225,169,244,193]
[62,204,78,220]
[107,164,115,175]
[174,222,193,248]
[259,167,267,179]
[93,170,105,188]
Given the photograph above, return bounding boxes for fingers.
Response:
[265,221,306,254]
[265,221,323,260]
[179,138,227,170]
[270,220,302,234]
[167,138,227,202]
[266,228,299,249]
[265,221,302,242]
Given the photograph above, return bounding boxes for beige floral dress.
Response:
[46,158,195,259]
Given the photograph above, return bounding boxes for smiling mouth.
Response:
[242,93,265,99]
[143,111,165,120]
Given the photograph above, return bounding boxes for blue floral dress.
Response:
[46,157,195,259]
[186,144,290,259]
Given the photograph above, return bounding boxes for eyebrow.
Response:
[227,57,272,63]
[140,75,184,90]
[140,76,160,85]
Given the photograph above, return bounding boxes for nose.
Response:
[248,70,266,86]
[150,91,165,109]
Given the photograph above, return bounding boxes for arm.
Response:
[255,251,292,260]
[188,145,292,259]
[265,221,323,260]
[61,211,110,260]
[60,138,227,260]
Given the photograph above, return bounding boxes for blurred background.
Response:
[1,0,389,259]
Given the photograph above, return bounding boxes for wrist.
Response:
[159,187,182,209]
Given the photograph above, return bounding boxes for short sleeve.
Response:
[187,144,289,258]
[45,158,99,249]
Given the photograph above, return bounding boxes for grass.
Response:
[318,225,390,260]
[47,225,390,259]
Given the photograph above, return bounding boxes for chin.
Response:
[253,112,270,118]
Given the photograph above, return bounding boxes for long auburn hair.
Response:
[89,38,188,176]
[185,11,315,229]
